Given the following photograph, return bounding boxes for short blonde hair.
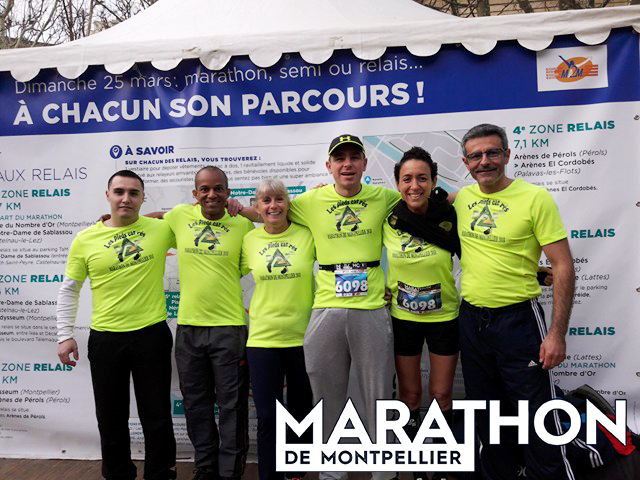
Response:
[255,178,289,204]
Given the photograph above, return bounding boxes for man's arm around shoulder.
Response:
[539,238,575,370]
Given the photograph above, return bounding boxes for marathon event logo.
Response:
[536,45,608,92]
[194,225,221,250]
[276,398,628,472]
[326,200,371,239]
[257,241,301,280]
[465,199,509,238]
[116,238,143,262]
[102,231,153,271]
[267,249,292,274]
[547,56,599,83]
[470,204,499,235]
[401,234,426,253]
[391,231,436,260]
[336,206,362,232]
[185,220,230,256]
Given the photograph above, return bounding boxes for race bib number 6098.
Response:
[397,281,442,314]
[335,269,368,297]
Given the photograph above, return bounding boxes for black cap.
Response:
[328,134,365,156]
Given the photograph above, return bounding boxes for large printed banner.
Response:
[0,29,639,459]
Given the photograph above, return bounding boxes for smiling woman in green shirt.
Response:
[383,147,460,480]
[240,179,315,480]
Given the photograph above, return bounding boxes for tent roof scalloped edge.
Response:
[1,0,639,82]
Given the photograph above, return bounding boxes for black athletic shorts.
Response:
[392,316,459,356]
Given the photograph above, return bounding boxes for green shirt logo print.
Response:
[116,238,143,262]
[401,234,426,253]
[470,204,498,235]
[336,206,362,232]
[267,248,292,274]
[194,225,220,250]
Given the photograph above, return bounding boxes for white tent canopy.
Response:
[1,0,640,81]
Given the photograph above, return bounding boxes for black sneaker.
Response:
[192,469,217,480]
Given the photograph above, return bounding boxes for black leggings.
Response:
[247,346,313,480]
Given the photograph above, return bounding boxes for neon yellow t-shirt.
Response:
[241,223,315,347]
[454,179,567,308]
[288,184,400,310]
[64,217,175,332]
[383,221,459,322]
[164,204,254,326]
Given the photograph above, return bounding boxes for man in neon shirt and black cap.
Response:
[239,134,401,480]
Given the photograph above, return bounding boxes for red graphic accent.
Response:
[601,414,636,456]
